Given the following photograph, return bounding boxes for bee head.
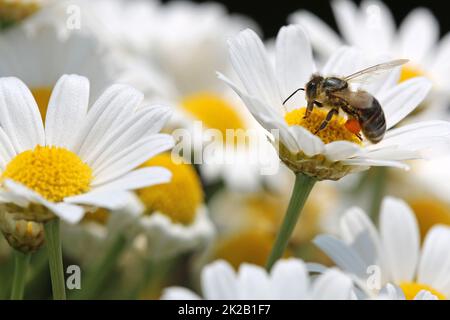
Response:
[305,75,324,100]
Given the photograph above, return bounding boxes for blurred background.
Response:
[184,0,450,37]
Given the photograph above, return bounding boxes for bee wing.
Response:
[344,59,408,85]
[331,90,374,110]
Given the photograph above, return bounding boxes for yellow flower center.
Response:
[181,93,246,137]
[408,198,450,240]
[399,64,425,83]
[31,87,52,122]
[136,153,203,225]
[400,282,446,300]
[2,146,93,202]
[285,107,362,145]
[0,0,40,26]
[214,229,289,269]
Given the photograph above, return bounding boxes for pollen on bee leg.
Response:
[344,118,361,134]
[344,118,363,141]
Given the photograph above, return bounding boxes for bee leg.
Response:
[303,101,315,119]
[355,133,363,141]
[314,108,338,134]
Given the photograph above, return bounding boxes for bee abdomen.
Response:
[359,98,386,144]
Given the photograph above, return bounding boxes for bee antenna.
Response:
[283,88,305,105]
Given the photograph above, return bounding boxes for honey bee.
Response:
[283,59,409,143]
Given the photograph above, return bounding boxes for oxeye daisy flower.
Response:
[290,0,450,118]
[220,25,449,179]
[62,0,160,54]
[0,74,174,299]
[219,24,450,271]
[162,258,354,300]
[0,22,116,120]
[0,73,173,232]
[314,197,450,300]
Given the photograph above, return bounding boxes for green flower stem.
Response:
[10,250,31,300]
[266,173,316,270]
[369,167,388,220]
[44,219,66,300]
[73,234,127,300]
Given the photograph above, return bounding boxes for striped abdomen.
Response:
[358,97,386,143]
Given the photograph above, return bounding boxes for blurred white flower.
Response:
[147,1,257,95]
[162,258,355,300]
[290,0,450,119]
[0,22,117,117]
[314,196,450,300]
[123,153,215,260]
[384,157,450,241]
[61,193,143,265]
[219,25,450,180]
[149,2,282,192]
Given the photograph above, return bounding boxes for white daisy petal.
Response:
[359,0,396,53]
[4,179,85,223]
[0,77,45,153]
[380,283,405,300]
[228,28,281,110]
[45,74,90,150]
[288,10,343,57]
[311,268,354,300]
[398,8,439,62]
[161,287,201,300]
[0,127,16,169]
[381,77,432,130]
[92,133,174,185]
[324,141,362,161]
[271,259,309,299]
[202,260,238,300]
[414,290,438,300]
[362,147,421,161]
[380,197,420,283]
[218,73,299,153]
[417,225,450,296]
[237,264,271,299]
[314,234,368,278]
[48,203,86,225]
[275,25,316,100]
[64,190,138,212]
[92,167,171,192]
[430,33,450,86]
[331,0,359,45]
[374,121,450,157]
[75,84,144,157]
[340,207,382,268]
[321,46,364,77]
[342,158,410,170]
[288,126,324,157]
[87,105,172,169]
